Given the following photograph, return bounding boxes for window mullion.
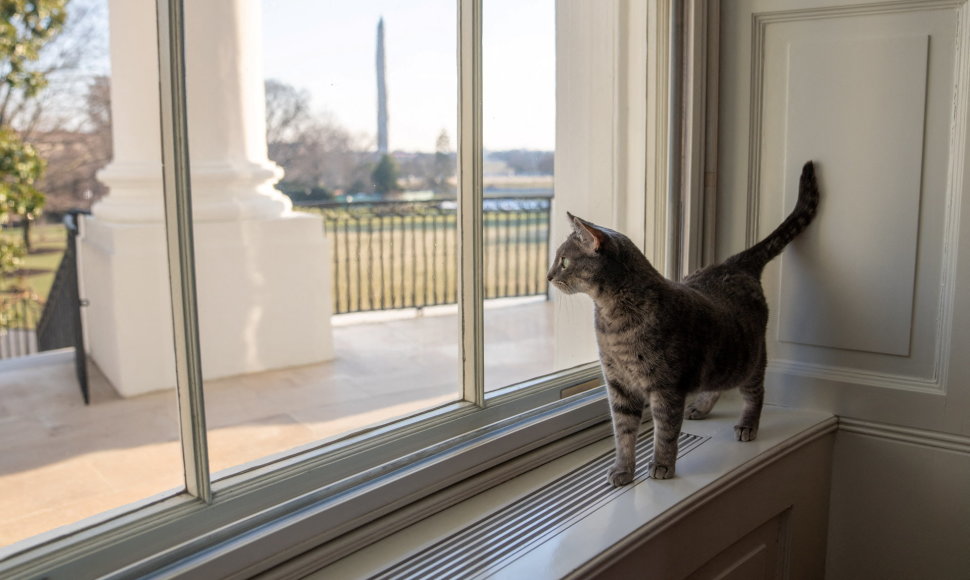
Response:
[458,0,485,407]
[156,0,211,502]
[665,0,684,280]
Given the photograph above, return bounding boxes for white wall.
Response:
[826,430,970,579]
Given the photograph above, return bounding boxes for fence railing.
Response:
[299,196,552,315]
[0,292,42,359]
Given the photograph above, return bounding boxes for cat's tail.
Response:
[726,161,820,276]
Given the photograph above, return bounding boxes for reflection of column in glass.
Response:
[82,0,334,397]
[377,17,389,154]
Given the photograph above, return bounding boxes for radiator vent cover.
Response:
[372,430,707,579]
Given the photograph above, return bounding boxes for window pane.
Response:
[185,1,460,478]
[482,0,560,391]
[0,0,185,548]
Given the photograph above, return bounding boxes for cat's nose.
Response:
[546,272,554,282]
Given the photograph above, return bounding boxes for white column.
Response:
[180,0,292,221]
[92,0,164,223]
[83,0,333,397]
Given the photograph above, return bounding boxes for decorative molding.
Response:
[750,0,969,394]
[767,359,942,394]
[753,0,965,24]
[935,0,970,397]
[747,0,966,246]
[838,417,970,454]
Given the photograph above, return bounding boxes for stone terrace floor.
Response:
[0,298,558,549]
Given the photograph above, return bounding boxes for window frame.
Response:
[0,0,690,576]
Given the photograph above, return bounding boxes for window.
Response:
[1,0,669,576]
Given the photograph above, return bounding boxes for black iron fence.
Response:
[35,211,89,403]
[299,197,552,315]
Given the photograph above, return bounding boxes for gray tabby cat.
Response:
[548,161,820,486]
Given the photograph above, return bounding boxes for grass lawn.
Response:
[1,223,67,301]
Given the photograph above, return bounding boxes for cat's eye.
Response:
[560,257,570,269]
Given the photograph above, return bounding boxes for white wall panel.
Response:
[720,0,970,433]
[778,36,927,357]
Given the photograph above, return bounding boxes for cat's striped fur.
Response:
[548,161,820,485]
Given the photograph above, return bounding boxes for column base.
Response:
[79,212,334,397]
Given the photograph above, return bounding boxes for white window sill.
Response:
[311,398,836,579]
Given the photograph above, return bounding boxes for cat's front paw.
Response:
[734,424,758,442]
[647,461,675,479]
[607,464,634,487]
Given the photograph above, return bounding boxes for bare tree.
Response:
[33,74,112,213]
[265,79,313,145]
[264,79,371,195]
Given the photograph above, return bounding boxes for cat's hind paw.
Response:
[607,465,634,487]
[685,404,711,420]
[734,425,758,442]
[647,461,675,479]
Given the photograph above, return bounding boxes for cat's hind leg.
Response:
[685,391,720,420]
[735,380,763,442]
[735,346,766,442]
[648,389,686,479]
[606,380,645,487]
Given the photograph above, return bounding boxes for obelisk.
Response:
[376,17,389,154]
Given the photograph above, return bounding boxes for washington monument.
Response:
[376,17,389,154]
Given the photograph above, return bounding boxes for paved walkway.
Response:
[0,299,557,549]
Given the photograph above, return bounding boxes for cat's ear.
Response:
[567,212,606,252]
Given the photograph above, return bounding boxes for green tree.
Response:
[371,153,399,194]
[0,126,45,250]
[0,0,68,122]
[0,232,23,274]
[0,0,66,254]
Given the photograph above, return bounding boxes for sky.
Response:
[261,0,555,152]
[43,0,554,153]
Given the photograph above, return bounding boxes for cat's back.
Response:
[682,262,768,316]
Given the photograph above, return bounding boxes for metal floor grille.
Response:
[372,430,708,579]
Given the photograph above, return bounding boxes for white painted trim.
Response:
[253,422,618,580]
[458,0,485,407]
[681,0,720,275]
[644,0,671,269]
[838,417,970,454]
[665,0,684,279]
[310,403,837,579]
[155,0,211,504]
[937,0,970,399]
[612,0,649,253]
[766,358,945,395]
[574,417,837,578]
[105,392,613,579]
